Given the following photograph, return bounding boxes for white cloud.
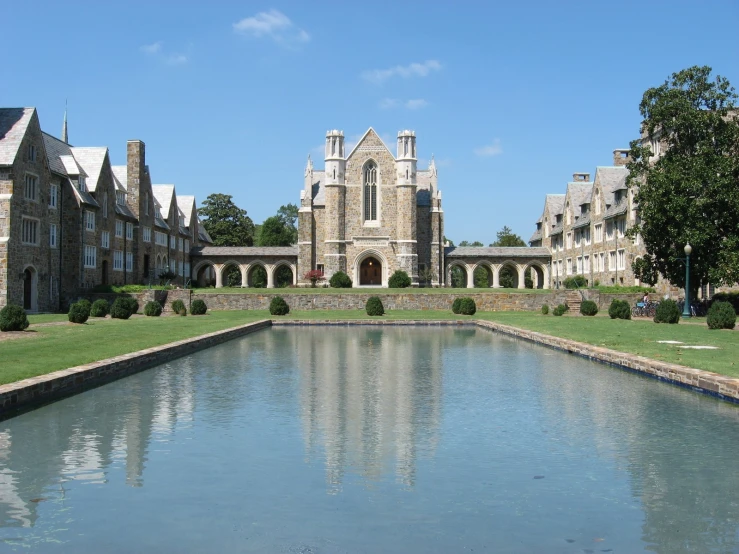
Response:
[379,98,429,110]
[140,41,188,66]
[361,60,442,84]
[474,139,503,157]
[233,9,310,46]
[166,54,188,65]
[140,41,162,54]
[405,99,429,110]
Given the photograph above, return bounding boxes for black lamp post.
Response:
[681,243,692,318]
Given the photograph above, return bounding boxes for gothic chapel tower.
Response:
[396,130,418,283]
[323,130,346,277]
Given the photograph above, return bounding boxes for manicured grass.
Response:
[192,287,552,294]
[27,313,72,324]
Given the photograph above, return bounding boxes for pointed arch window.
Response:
[363,161,378,221]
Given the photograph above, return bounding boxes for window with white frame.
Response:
[594,223,603,243]
[576,256,582,274]
[49,183,58,208]
[116,190,126,206]
[101,231,110,249]
[50,223,57,248]
[598,252,605,272]
[126,222,133,240]
[616,217,626,238]
[78,176,87,192]
[594,190,601,215]
[566,258,572,275]
[566,204,571,225]
[629,188,636,220]
[155,231,167,246]
[574,229,581,247]
[126,252,133,273]
[608,251,616,271]
[557,260,563,277]
[102,192,108,218]
[566,232,572,249]
[635,232,641,246]
[171,259,177,274]
[85,210,95,231]
[22,218,39,245]
[113,250,123,271]
[583,255,590,273]
[605,220,614,240]
[179,262,184,276]
[143,226,151,242]
[115,220,123,237]
[170,235,176,249]
[583,227,591,245]
[84,245,97,268]
[617,249,625,270]
[24,174,38,201]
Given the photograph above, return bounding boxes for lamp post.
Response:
[682,243,692,319]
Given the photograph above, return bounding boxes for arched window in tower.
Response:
[363,161,378,221]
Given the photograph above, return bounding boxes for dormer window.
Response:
[581,203,590,216]
[156,207,162,219]
[78,176,87,192]
[116,190,126,206]
[614,190,623,204]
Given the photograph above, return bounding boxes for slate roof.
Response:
[571,214,591,230]
[59,155,86,177]
[42,132,73,175]
[191,246,298,257]
[603,201,627,219]
[550,223,563,235]
[310,171,326,205]
[152,184,175,215]
[444,246,550,258]
[594,166,628,207]
[546,194,566,220]
[0,108,34,166]
[197,218,213,243]
[565,182,593,219]
[70,147,107,192]
[111,165,127,190]
[177,195,196,226]
[528,230,542,242]
[115,203,137,220]
[69,178,100,207]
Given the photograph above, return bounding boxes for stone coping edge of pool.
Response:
[271,319,477,326]
[475,320,739,405]
[0,319,272,419]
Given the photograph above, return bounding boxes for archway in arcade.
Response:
[274,265,294,288]
[222,262,242,288]
[247,264,267,288]
[450,264,468,288]
[360,256,382,286]
[473,265,493,288]
[527,264,545,289]
[195,264,216,288]
[23,267,37,311]
[498,263,519,289]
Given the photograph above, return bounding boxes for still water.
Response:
[0,327,738,553]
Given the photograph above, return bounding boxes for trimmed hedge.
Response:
[608,299,631,320]
[710,292,739,315]
[564,275,587,289]
[654,299,680,324]
[541,304,549,315]
[458,297,477,315]
[269,296,290,316]
[366,296,385,316]
[190,299,207,315]
[580,300,598,316]
[707,301,736,330]
[0,304,30,332]
[171,299,186,315]
[144,301,163,317]
[90,299,109,318]
[388,270,411,288]
[329,271,352,288]
[76,298,92,312]
[68,302,90,324]
[553,304,568,316]
[110,297,133,320]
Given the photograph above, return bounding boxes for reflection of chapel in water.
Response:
[293,328,444,491]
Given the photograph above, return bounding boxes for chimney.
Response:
[613,149,630,166]
[572,172,590,182]
[127,140,145,218]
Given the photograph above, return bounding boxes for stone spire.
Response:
[429,154,437,176]
[304,153,313,177]
[62,101,68,143]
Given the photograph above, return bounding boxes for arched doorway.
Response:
[526,264,545,289]
[360,256,382,286]
[23,267,37,311]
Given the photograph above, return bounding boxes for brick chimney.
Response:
[126,140,145,218]
[613,149,630,166]
[572,172,591,182]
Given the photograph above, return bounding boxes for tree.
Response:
[277,203,299,245]
[626,66,739,291]
[490,226,526,247]
[459,240,484,247]
[444,236,455,247]
[258,216,294,247]
[198,194,255,247]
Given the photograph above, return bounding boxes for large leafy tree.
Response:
[627,66,739,291]
[258,215,294,247]
[277,203,299,245]
[198,194,255,247]
[458,240,484,247]
[490,226,526,247]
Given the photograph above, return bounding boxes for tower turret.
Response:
[396,130,416,185]
[325,130,345,185]
[323,130,347,279]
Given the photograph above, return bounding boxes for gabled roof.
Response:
[0,108,34,166]
[346,127,394,160]
[564,182,593,220]
[176,195,196,226]
[59,155,86,177]
[70,147,107,192]
[310,171,326,205]
[545,194,565,220]
[111,165,127,191]
[42,132,73,175]
[197,217,213,243]
[528,229,543,242]
[593,166,628,208]
[152,184,175,216]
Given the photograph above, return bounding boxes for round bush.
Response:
[120,296,139,314]
[452,298,463,314]
[366,296,385,316]
[654,299,680,324]
[707,300,736,330]
[171,299,186,315]
[329,271,352,288]
[541,304,549,315]
[608,299,631,320]
[144,301,163,317]
[110,297,133,320]
[76,298,92,312]
[388,270,411,288]
[553,304,567,317]
[0,304,30,332]
[458,297,477,315]
[269,296,290,316]
[190,299,207,315]
[68,302,90,324]
[580,300,599,316]
[90,299,109,318]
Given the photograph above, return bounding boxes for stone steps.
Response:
[565,290,582,313]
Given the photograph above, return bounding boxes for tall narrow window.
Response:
[363,161,378,222]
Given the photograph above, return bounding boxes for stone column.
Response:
[493,266,500,288]
[214,264,223,288]
[466,265,474,288]
[240,264,248,287]
[266,265,275,289]
[517,265,526,289]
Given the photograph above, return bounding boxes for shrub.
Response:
[608,299,631,320]
[120,296,139,314]
[563,275,587,289]
[269,296,290,316]
[171,299,186,315]
[541,304,549,315]
[706,301,736,330]
[458,297,477,315]
[580,300,599,316]
[366,296,385,316]
[190,299,207,315]
[452,298,462,314]
[76,298,92,312]
[388,270,411,288]
[303,269,325,288]
[329,271,352,288]
[553,304,567,316]
[144,301,163,317]
[710,292,739,315]
[90,299,109,317]
[110,297,133,320]
[0,304,29,332]
[68,302,90,324]
[654,299,680,324]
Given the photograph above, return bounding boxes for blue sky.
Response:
[3,1,737,244]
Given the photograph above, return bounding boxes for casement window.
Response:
[616,217,626,238]
[78,176,87,192]
[84,245,97,268]
[605,221,614,241]
[49,184,58,208]
[49,223,58,248]
[566,232,572,249]
[594,224,603,243]
[143,226,151,243]
[116,190,126,206]
[24,174,38,201]
[184,262,190,278]
[115,220,123,237]
[22,217,39,245]
[576,256,582,274]
[574,229,581,247]
[583,255,590,273]
[126,252,133,273]
[101,231,110,249]
[316,263,324,274]
[155,231,167,246]
[113,250,123,271]
[566,258,572,275]
[178,238,183,252]
[617,249,626,271]
[85,210,95,231]
[126,222,133,240]
[608,251,616,271]
[583,227,591,246]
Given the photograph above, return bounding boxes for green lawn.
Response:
[191,287,552,294]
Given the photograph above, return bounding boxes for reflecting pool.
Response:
[1,327,738,553]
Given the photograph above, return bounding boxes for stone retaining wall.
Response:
[81,289,191,313]
[0,320,271,418]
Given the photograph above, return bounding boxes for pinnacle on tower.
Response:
[304,154,313,176]
[62,101,68,143]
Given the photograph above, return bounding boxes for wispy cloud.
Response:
[474,139,503,157]
[379,98,429,110]
[233,9,310,47]
[361,60,442,84]
[140,41,188,66]
[140,41,162,55]
[405,99,429,110]
[165,54,188,66]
